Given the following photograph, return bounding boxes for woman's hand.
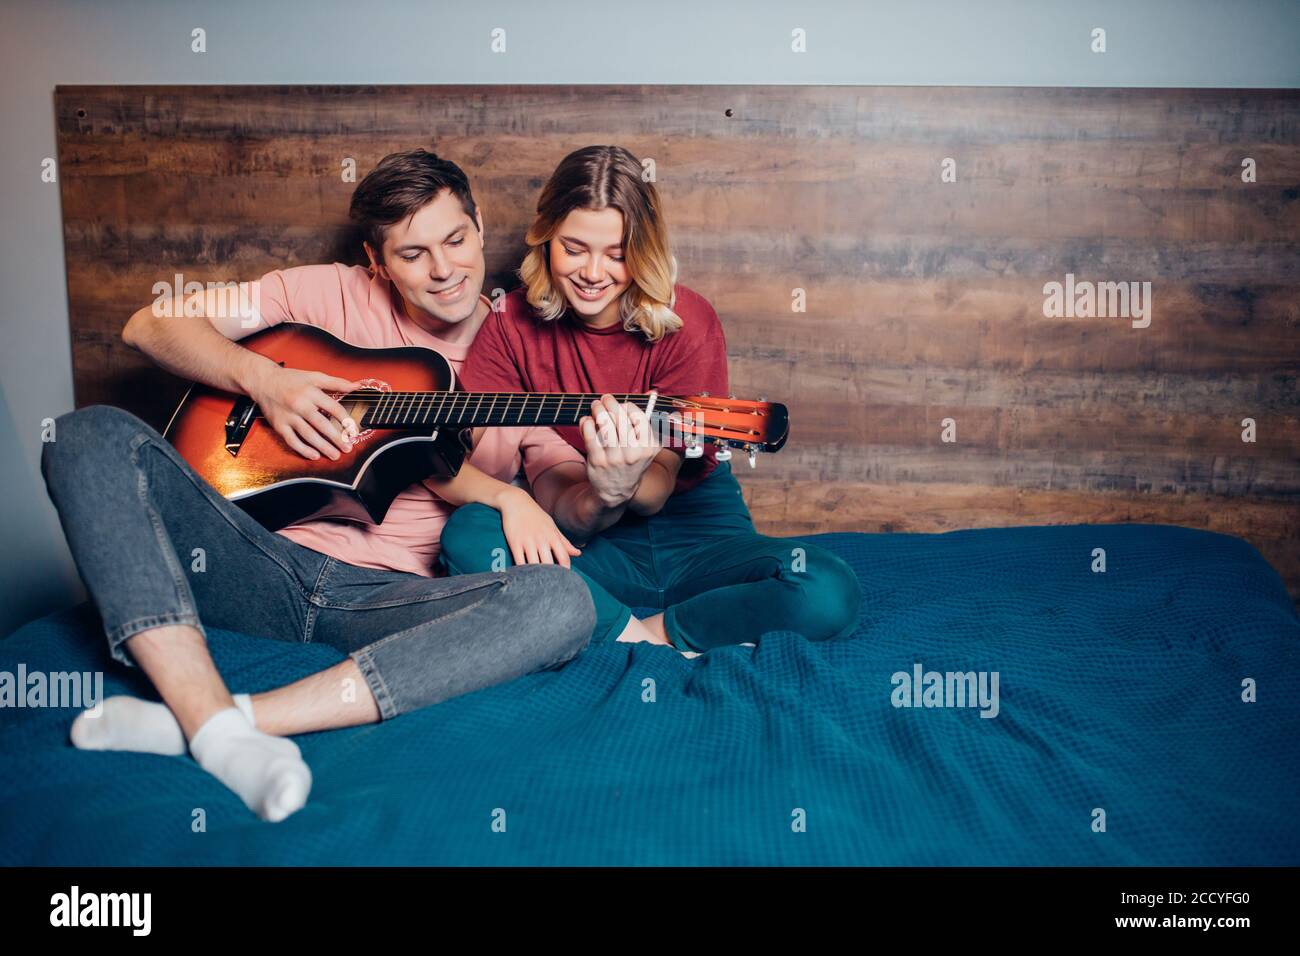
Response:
[580,394,660,509]
[498,486,583,568]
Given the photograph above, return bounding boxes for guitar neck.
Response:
[354,391,656,429]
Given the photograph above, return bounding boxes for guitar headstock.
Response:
[651,394,789,464]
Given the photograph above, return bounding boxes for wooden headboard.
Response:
[55,85,1300,602]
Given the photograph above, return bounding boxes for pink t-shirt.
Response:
[237,263,583,577]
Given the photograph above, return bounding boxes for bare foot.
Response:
[614,616,668,645]
[615,613,699,656]
[640,613,701,656]
[639,613,673,645]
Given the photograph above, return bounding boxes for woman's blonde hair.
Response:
[519,145,682,342]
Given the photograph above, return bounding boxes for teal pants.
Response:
[439,462,861,653]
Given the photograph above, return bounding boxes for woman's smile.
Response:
[569,276,613,301]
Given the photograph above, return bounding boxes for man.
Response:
[41,150,607,823]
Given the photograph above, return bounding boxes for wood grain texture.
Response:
[54,85,1300,604]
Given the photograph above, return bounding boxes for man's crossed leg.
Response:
[41,405,595,821]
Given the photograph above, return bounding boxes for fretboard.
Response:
[354,392,657,429]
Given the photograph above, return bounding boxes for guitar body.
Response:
[164,323,468,531]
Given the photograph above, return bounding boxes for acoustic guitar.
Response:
[163,323,789,531]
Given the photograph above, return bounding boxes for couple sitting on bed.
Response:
[40,145,861,822]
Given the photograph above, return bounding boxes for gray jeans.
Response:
[39,405,595,720]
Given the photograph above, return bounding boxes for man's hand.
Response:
[579,393,660,508]
[246,364,360,461]
[498,486,583,568]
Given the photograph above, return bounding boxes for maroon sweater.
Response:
[459,284,730,494]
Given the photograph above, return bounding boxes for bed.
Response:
[2,524,1297,865]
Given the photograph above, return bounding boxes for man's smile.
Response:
[432,276,468,301]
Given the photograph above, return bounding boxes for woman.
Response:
[441,145,861,654]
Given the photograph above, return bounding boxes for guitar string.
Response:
[243,393,769,419]
[242,404,764,432]
[234,392,770,441]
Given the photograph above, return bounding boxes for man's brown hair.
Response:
[349,149,479,261]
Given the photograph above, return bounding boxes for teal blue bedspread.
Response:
[2,524,1297,865]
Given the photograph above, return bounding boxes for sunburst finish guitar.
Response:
[163,323,789,531]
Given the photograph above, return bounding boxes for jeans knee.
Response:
[446,502,501,530]
[41,405,143,487]
[440,503,507,570]
[791,547,862,642]
[511,564,595,664]
[45,405,144,455]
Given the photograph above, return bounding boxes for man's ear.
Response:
[363,241,388,279]
[475,206,485,247]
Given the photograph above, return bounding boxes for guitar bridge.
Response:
[225,395,258,456]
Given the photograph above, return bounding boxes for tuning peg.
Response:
[727,393,735,399]
[685,444,704,459]
[748,446,758,468]
[699,391,709,397]
[716,445,732,461]
[758,395,767,403]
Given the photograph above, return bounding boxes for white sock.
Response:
[188,707,311,823]
[71,693,256,756]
